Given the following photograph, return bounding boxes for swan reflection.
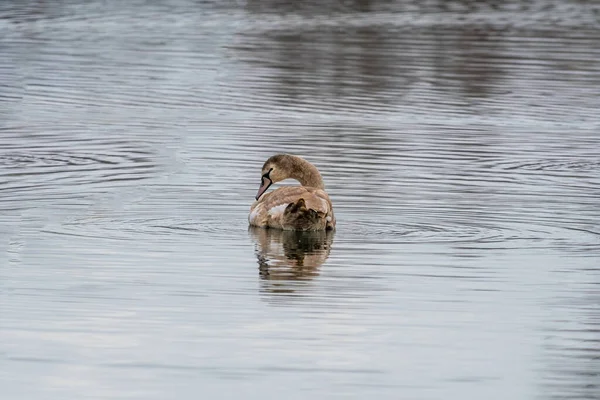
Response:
[249,227,334,293]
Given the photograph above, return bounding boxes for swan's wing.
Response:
[249,187,334,229]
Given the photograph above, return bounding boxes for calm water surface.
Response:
[1,1,599,399]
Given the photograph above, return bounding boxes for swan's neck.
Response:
[291,157,325,189]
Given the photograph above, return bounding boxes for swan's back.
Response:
[249,186,335,231]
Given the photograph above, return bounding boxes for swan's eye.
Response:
[262,168,273,180]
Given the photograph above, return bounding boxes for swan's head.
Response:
[255,154,291,200]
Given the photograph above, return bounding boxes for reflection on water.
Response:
[2,0,600,399]
[250,227,334,293]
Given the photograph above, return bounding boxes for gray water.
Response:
[1,1,599,399]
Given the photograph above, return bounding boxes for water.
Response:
[1,1,599,399]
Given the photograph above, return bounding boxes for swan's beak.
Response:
[256,177,272,200]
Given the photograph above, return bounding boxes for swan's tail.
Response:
[282,198,326,231]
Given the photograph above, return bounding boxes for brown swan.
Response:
[249,155,335,231]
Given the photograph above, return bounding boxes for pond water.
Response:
[1,1,599,399]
